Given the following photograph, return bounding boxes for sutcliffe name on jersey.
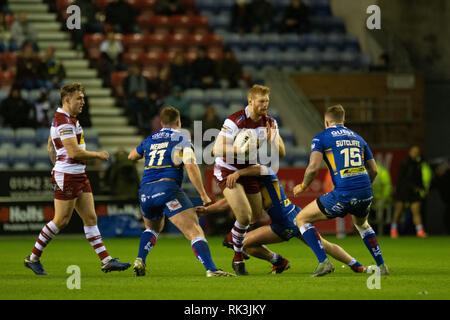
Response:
[336,140,361,148]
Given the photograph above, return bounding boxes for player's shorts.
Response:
[52,171,92,200]
[139,180,193,220]
[270,205,301,241]
[213,164,260,194]
[317,187,373,219]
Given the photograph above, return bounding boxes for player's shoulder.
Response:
[226,108,246,126]
[52,110,74,127]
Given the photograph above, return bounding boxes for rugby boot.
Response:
[270,257,290,274]
[365,264,390,275]
[206,269,236,277]
[390,228,399,238]
[101,258,131,273]
[24,256,48,275]
[133,257,146,276]
[310,258,334,277]
[232,261,249,276]
[416,229,428,238]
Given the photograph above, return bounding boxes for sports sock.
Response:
[191,237,218,272]
[84,225,111,265]
[360,227,385,266]
[300,223,327,263]
[391,223,397,230]
[30,221,60,262]
[348,258,364,273]
[137,229,158,263]
[415,224,424,232]
[270,253,285,266]
[231,221,248,262]
[269,253,280,265]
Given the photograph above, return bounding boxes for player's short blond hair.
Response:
[248,84,270,100]
[325,104,345,123]
[61,82,84,102]
[160,106,180,126]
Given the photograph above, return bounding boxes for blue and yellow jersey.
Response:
[311,125,373,191]
[136,127,193,187]
[259,166,297,225]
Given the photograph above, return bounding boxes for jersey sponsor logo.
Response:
[59,128,73,136]
[340,166,367,178]
[166,199,182,211]
[151,192,165,198]
[331,129,356,137]
[236,115,245,124]
[141,194,147,203]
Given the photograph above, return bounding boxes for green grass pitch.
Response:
[1,235,450,300]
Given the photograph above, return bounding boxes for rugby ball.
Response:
[233,129,257,154]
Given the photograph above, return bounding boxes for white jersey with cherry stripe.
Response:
[215,106,279,172]
[50,107,86,174]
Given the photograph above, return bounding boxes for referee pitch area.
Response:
[2,234,450,300]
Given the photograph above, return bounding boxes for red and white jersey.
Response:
[50,107,86,174]
[214,106,278,172]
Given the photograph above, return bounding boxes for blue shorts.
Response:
[270,205,301,241]
[139,180,193,220]
[317,187,373,219]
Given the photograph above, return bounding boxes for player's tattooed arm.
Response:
[47,134,56,165]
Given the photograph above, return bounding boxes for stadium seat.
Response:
[83,33,104,49]
[9,148,33,166]
[325,33,345,51]
[49,89,61,105]
[300,33,325,51]
[189,103,206,120]
[204,89,225,105]
[33,160,52,170]
[281,33,301,50]
[0,89,8,102]
[321,49,341,69]
[33,148,50,164]
[149,15,171,34]
[343,34,360,52]
[242,33,263,50]
[35,127,49,146]
[183,88,205,104]
[15,128,36,146]
[206,12,230,30]
[224,88,247,105]
[122,33,146,53]
[195,0,217,13]
[261,33,283,50]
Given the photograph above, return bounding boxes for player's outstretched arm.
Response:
[182,147,211,205]
[196,198,230,216]
[128,148,143,161]
[62,137,109,161]
[293,151,323,196]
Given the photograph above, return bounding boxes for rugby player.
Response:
[212,84,285,275]
[293,105,389,277]
[24,83,131,275]
[128,106,234,277]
